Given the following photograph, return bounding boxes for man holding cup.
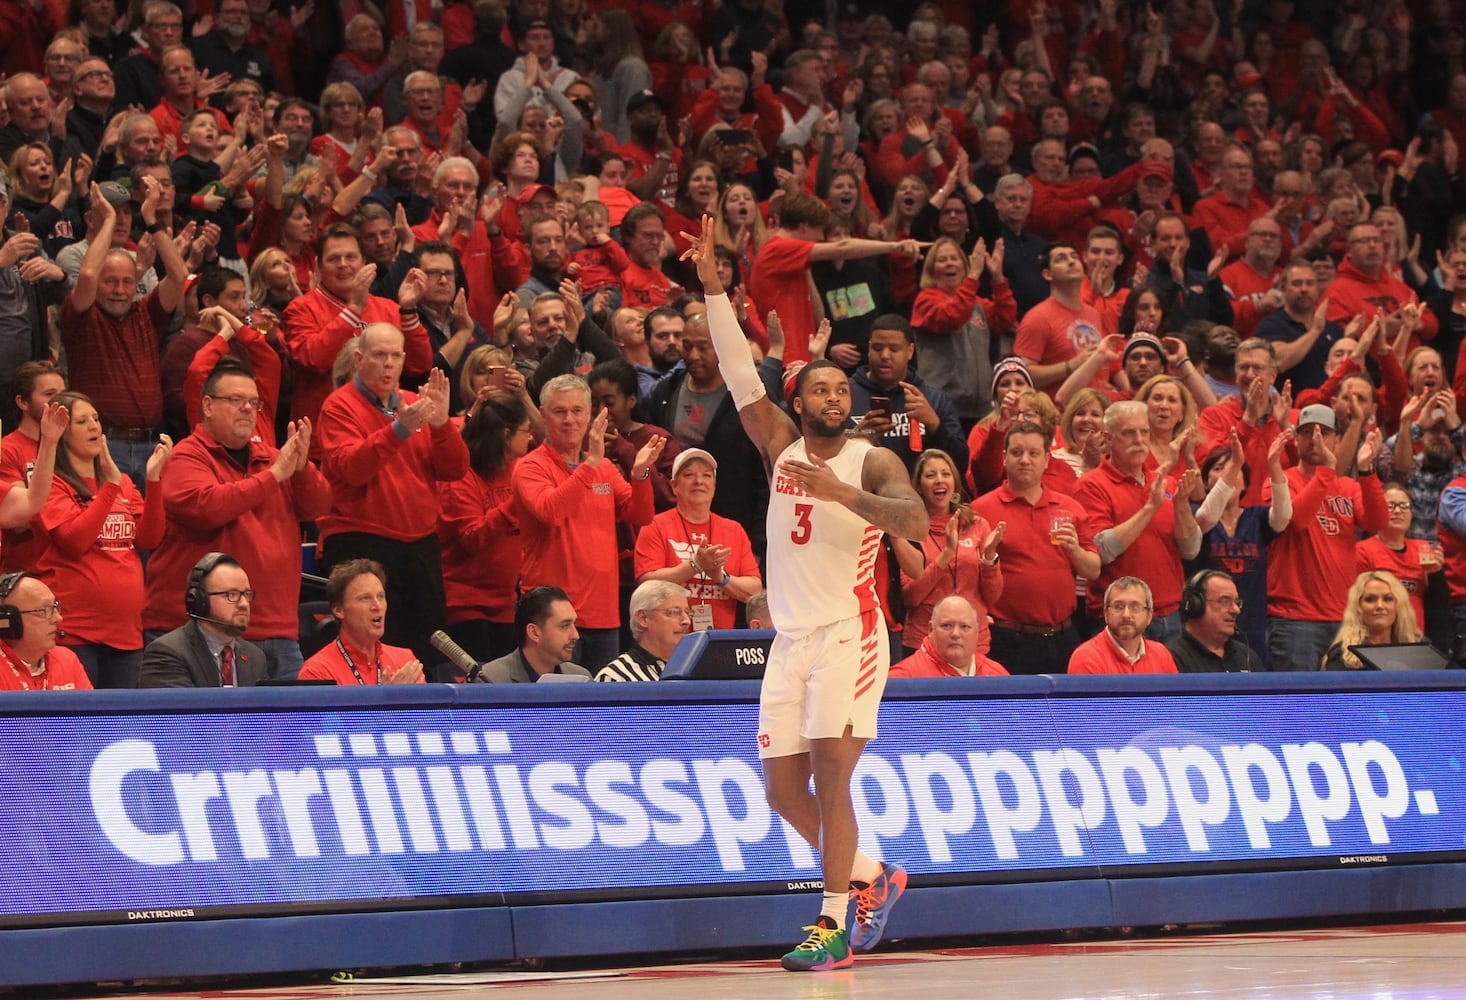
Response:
[973,420,1099,674]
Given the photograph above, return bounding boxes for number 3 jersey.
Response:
[767,435,883,635]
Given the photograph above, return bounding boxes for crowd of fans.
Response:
[0,0,1462,689]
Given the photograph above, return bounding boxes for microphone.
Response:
[189,611,245,635]
[431,630,483,683]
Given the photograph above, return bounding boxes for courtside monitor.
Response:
[661,629,774,679]
[1349,643,1453,672]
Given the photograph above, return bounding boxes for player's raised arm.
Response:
[682,215,799,468]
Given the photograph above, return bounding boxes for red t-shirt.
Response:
[1067,631,1178,674]
[1265,466,1389,621]
[1014,296,1105,398]
[973,483,1097,628]
[1355,535,1432,629]
[620,260,680,311]
[1219,259,1282,338]
[747,235,817,363]
[1072,459,1184,618]
[299,637,421,685]
[0,429,44,572]
[634,509,761,630]
[34,476,164,650]
[569,238,631,293]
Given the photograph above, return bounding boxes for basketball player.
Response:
[684,216,930,971]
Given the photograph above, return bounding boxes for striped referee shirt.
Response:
[594,644,666,683]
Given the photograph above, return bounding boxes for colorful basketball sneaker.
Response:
[780,916,853,971]
[850,862,907,952]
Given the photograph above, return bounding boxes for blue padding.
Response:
[0,908,516,987]
[887,881,1115,939]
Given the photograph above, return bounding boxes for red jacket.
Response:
[1325,259,1438,350]
[183,326,284,447]
[142,425,333,638]
[316,381,471,544]
[282,287,433,443]
[890,635,1008,678]
[512,440,654,629]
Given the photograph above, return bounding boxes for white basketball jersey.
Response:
[766,436,883,632]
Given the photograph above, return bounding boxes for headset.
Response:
[185,552,239,621]
[0,571,28,638]
[1181,569,1228,620]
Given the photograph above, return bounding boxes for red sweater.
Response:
[282,287,432,439]
[890,635,1008,678]
[911,277,1018,340]
[35,476,165,650]
[142,426,333,637]
[1325,259,1438,349]
[0,429,43,572]
[512,440,654,629]
[182,327,284,447]
[437,463,521,625]
[316,381,471,544]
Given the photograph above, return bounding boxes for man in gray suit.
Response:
[140,553,269,688]
[476,585,591,683]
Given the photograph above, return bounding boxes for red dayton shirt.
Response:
[1014,296,1106,400]
[1265,465,1388,622]
[0,643,92,691]
[513,440,654,630]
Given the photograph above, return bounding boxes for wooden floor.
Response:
[53,920,1466,999]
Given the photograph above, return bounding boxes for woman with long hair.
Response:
[33,392,170,688]
[1322,570,1423,670]
[248,246,302,314]
[491,130,545,242]
[1134,373,1199,474]
[585,9,653,144]
[892,449,1004,658]
[649,21,711,123]
[714,182,767,277]
[437,391,536,661]
[880,174,930,307]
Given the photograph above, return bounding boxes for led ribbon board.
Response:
[0,686,1461,927]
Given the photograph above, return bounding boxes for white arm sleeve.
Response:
[707,292,767,410]
[1268,475,1293,532]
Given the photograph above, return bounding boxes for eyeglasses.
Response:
[1206,596,1243,610]
[1386,501,1412,511]
[1106,601,1150,614]
[17,601,61,621]
[421,268,455,281]
[207,394,262,410]
[207,589,256,604]
[77,69,114,81]
[651,607,692,619]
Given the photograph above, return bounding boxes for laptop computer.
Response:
[1348,643,1453,671]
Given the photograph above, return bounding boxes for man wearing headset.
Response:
[0,572,91,691]
[1166,569,1264,673]
[139,553,268,688]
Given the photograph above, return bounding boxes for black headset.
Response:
[1181,569,1227,620]
[185,552,237,620]
[0,571,28,638]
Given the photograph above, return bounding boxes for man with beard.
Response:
[139,553,270,688]
[1256,261,1344,392]
[1382,374,1463,535]
[1068,577,1178,674]
[274,98,320,185]
[619,204,680,310]
[648,311,769,558]
[1074,401,1202,642]
[1166,570,1264,672]
[619,92,680,210]
[1266,404,1388,670]
[1219,217,1286,338]
[847,316,966,473]
[688,216,927,969]
[516,215,570,308]
[189,0,276,103]
[890,595,1008,677]
[1326,222,1438,349]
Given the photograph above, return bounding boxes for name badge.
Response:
[592,482,612,495]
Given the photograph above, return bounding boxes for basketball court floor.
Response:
[54,920,1466,999]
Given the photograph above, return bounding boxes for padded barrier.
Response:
[2,662,1465,985]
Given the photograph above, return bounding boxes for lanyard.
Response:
[678,512,712,578]
[0,644,45,690]
[335,638,380,686]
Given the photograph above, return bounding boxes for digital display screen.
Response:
[0,686,1461,927]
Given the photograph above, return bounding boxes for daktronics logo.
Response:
[87,732,1442,872]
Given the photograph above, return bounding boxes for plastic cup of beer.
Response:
[1050,511,1074,545]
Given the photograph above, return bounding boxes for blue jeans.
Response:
[1266,617,1339,672]
[1145,610,1183,644]
[107,437,156,495]
[71,642,141,689]
[574,628,620,675]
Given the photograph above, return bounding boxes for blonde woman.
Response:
[1054,387,1109,477]
[1322,570,1425,670]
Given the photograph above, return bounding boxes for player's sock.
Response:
[849,851,881,887]
[820,890,848,929]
